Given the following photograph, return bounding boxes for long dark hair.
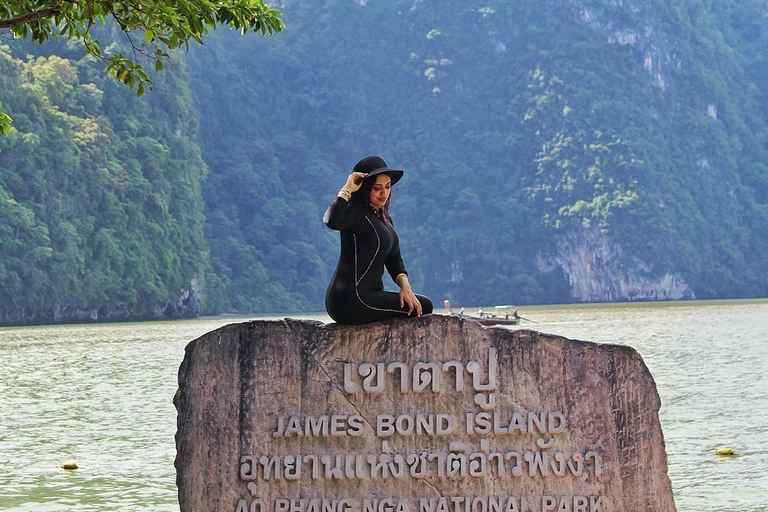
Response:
[350,173,394,224]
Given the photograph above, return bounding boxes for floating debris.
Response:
[61,460,79,469]
[715,447,736,457]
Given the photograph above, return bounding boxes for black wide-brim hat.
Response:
[353,155,404,185]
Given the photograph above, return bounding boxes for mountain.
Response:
[186,0,768,308]
[0,38,213,324]
[1,0,767,324]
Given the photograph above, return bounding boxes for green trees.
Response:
[0,44,211,323]
[184,0,768,309]
[2,0,768,324]
[0,0,283,130]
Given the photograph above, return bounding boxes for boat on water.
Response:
[443,300,521,326]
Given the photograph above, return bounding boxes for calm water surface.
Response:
[0,300,766,511]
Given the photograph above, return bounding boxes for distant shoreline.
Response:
[2,297,767,330]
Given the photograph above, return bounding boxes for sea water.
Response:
[0,300,766,511]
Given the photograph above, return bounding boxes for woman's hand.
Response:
[397,275,422,317]
[345,172,368,193]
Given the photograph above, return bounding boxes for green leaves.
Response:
[0,103,11,136]
[106,56,150,94]
[0,0,284,132]
[0,45,212,320]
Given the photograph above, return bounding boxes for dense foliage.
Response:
[186,0,768,311]
[2,0,767,323]
[0,41,212,323]
[0,0,283,132]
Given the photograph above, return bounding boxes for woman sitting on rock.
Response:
[323,155,433,325]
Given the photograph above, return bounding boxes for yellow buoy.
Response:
[61,460,79,470]
[715,447,735,456]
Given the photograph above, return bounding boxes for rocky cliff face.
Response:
[0,278,201,326]
[175,315,676,512]
[537,226,694,301]
[570,0,681,92]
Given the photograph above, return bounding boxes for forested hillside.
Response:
[2,0,768,324]
[0,38,213,324]
[186,0,768,311]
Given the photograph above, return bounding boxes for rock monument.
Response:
[175,315,676,512]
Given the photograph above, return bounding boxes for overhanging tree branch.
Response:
[0,0,65,29]
[0,0,284,133]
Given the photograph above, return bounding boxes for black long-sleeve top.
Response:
[323,197,410,324]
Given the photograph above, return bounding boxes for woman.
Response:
[324,155,433,325]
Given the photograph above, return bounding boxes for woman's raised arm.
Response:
[323,171,368,230]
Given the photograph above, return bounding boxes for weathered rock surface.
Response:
[175,315,676,512]
[536,226,694,302]
[0,282,200,326]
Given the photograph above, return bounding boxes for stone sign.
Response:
[175,315,676,512]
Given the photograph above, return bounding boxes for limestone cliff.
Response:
[537,226,695,301]
[0,278,201,326]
